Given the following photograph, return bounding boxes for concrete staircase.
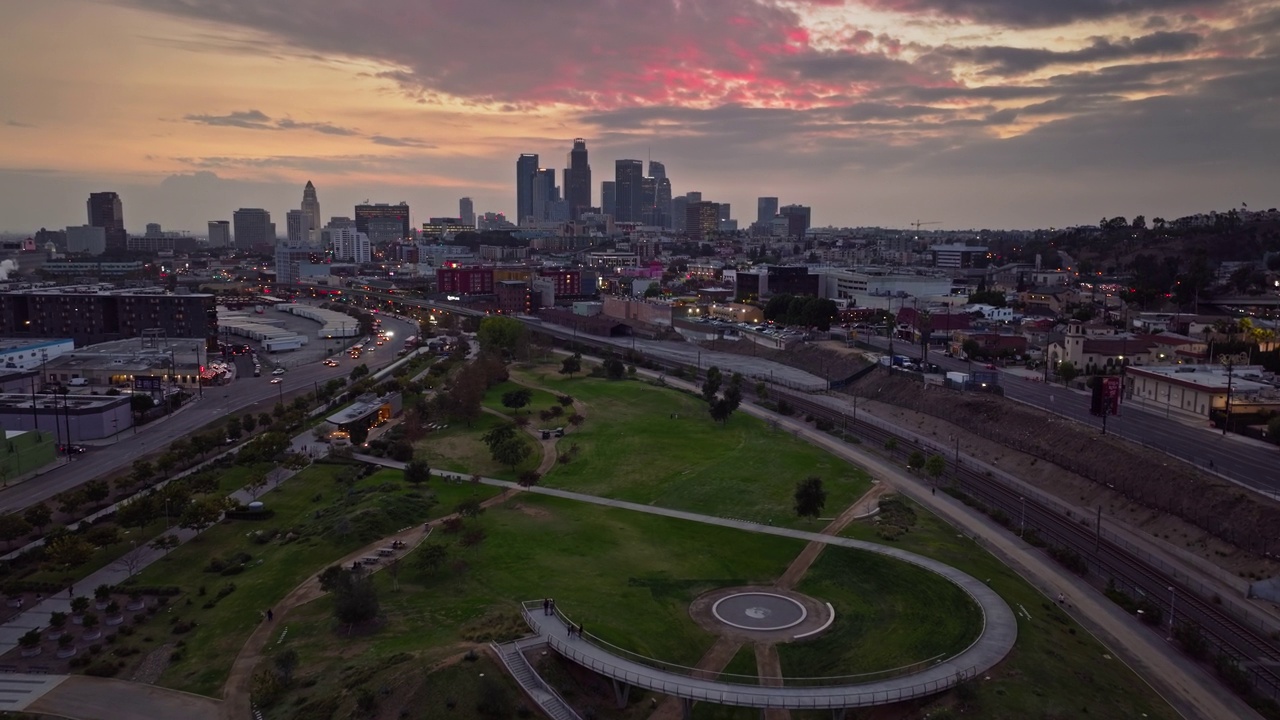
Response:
[492,637,581,720]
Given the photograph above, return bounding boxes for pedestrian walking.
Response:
[68,586,73,598]
[550,598,556,615]
[543,598,550,616]
[267,608,274,621]
[577,624,583,638]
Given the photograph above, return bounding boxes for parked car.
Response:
[270,378,283,384]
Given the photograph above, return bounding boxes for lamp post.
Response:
[1019,496,1026,537]
[1167,585,1176,640]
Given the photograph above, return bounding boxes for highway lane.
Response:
[855,333,1278,493]
[0,314,419,514]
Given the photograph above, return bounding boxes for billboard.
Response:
[134,376,163,392]
[1090,376,1121,416]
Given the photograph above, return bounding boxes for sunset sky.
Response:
[0,0,1276,234]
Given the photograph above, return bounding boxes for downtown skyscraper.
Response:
[614,159,643,223]
[516,153,539,225]
[301,181,321,243]
[87,191,126,253]
[650,160,673,229]
[563,139,591,219]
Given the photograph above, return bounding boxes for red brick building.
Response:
[436,267,494,295]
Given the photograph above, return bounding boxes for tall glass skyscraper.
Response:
[614,160,643,223]
[516,153,539,224]
[564,139,591,219]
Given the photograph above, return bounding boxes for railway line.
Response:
[775,388,1280,702]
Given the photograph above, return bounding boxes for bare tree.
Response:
[113,541,148,577]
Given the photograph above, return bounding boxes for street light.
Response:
[1019,496,1026,537]
[1168,585,1176,640]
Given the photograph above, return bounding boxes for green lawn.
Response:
[838,496,1180,720]
[510,367,871,528]
[482,379,563,421]
[123,462,497,696]
[777,547,983,678]
[414,408,541,479]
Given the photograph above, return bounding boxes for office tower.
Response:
[329,226,372,263]
[531,168,558,222]
[354,202,411,239]
[614,160,643,223]
[719,204,731,222]
[601,181,616,217]
[328,216,356,229]
[301,181,321,242]
[87,191,126,252]
[779,204,812,238]
[649,161,673,229]
[459,197,475,227]
[671,196,688,232]
[232,208,274,252]
[516,153,539,224]
[641,176,657,225]
[286,209,307,244]
[208,220,231,248]
[757,197,778,224]
[275,242,315,286]
[145,223,162,237]
[686,202,720,241]
[564,139,591,219]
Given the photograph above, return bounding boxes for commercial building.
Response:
[422,218,472,239]
[301,181,322,243]
[354,202,411,240]
[757,197,778,225]
[601,180,616,218]
[87,191,127,253]
[564,139,592,219]
[41,260,145,277]
[1127,364,1280,419]
[233,208,275,253]
[286,209,307,245]
[0,338,74,371]
[517,154,540,225]
[931,245,990,269]
[779,204,811,239]
[614,159,644,223]
[686,201,720,241]
[208,220,231,248]
[0,286,216,345]
[324,392,402,438]
[437,267,495,296]
[495,280,535,315]
[275,243,318,286]
[820,269,954,303]
[328,227,371,263]
[0,394,133,442]
[65,225,106,255]
[459,197,475,227]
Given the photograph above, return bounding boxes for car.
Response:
[59,444,87,454]
[985,363,996,370]
[271,367,286,375]
[323,359,339,367]
[270,377,283,384]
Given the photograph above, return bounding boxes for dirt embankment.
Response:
[701,340,869,381]
[844,370,1280,579]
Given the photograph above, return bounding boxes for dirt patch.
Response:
[130,642,175,684]
[702,339,870,382]
[513,503,550,518]
[844,370,1280,580]
[777,482,891,590]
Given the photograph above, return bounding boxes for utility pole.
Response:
[1220,352,1248,437]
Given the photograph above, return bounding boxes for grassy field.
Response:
[415,408,542,479]
[777,547,983,678]
[837,495,1180,720]
[506,366,871,528]
[481,379,563,421]
[121,463,498,696]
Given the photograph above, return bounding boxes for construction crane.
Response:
[911,220,941,232]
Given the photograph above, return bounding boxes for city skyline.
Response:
[0,0,1276,234]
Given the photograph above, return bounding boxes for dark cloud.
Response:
[183,109,274,129]
[275,118,359,136]
[4,120,34,128]
[851,0,1206,29]
[939,31,1202,76]
[369,135,435,148]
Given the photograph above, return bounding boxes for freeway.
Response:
[0,313,419,515]
[855,333,1277,493]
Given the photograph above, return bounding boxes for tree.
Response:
[179,496,229,534]
[246,473,269,500]
[155,453,176,479]
[404,459,432,487]
[961,339,982,361]
[415,543,450,574]
[559,354,582,377]
[116,496,156,529]
[1058,360,1079,385]
[708,398,735,424]
[0,514,31,549]
[150,534,180,556]
[794,476,827,519]
[114,541,148,577]
[602,357,625,380]
[477,316,526,356]
[517,470,541,488]
[44,535,94,569]
[501,388,533,414]
[491,438,531,469]
[481,424,517,452]
[84,524,121,548]
[226,416,243,440]
[241,413,257,433]
[321,566,380,628]
[908,451,926,472]
[130,460,155,488]
[273,648,299,685]
[701,366,723,402]
[84,480,111,508]
[22,504,51,533]
[925,454,947,485]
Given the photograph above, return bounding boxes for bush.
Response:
[85,660,119,677]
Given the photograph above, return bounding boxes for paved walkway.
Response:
[25,675,220,720]
[355,455,1016,711]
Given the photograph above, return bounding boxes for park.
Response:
[0,340,1182,720]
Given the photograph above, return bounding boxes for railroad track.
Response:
[774,389,1280,700]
